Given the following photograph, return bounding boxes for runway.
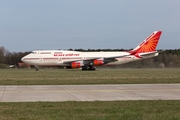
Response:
[0,84,180,102]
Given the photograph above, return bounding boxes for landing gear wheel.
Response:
[90,67,96,71]
[82,66,96,71]
[82,66,87,71]
[35,68,39,71]
[35,66,40,71]
[92,67,96,71]
[89,66,96,71]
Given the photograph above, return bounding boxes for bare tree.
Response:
[0,46,7,63]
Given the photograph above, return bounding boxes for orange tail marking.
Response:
[130,31,162,54]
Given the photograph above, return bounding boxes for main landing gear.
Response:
[82,66,96,71]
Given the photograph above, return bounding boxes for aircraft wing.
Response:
[62,54,130,64]
[104,55,130,59]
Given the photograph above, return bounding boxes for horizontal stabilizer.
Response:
[138,51,159,58]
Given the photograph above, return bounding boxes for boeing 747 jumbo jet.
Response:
[21,31,162,71]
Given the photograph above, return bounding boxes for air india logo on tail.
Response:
[130,31,162,54]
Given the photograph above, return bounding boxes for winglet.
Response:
[129,31,162,54]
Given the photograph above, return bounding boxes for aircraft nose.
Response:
[21,57,25,62]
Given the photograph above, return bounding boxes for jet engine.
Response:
[93,59,104,66]
[70,61,84,68]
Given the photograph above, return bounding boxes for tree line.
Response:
[0,46,180,68]
[0,46,30,68]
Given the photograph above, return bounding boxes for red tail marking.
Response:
[130,31,162,54]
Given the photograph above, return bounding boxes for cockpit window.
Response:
[31,52,36,54]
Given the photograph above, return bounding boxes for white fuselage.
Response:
[21,50,158,67]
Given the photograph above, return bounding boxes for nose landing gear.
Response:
[35,66,40,71]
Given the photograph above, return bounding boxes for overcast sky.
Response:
[0,0,179,52]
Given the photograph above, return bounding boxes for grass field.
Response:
[0,101,180,120]
[1,68,180,119]
[0,68,180,85]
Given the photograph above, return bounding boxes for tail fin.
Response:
[129,31,162,54]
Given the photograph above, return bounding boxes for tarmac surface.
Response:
[0,84,180,102]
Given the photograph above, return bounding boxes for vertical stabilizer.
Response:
[129,31,162,54]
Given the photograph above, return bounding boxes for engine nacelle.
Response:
[71,61,83,68]
[93,59,104,66]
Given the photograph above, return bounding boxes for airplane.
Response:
[21,31,162,71]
